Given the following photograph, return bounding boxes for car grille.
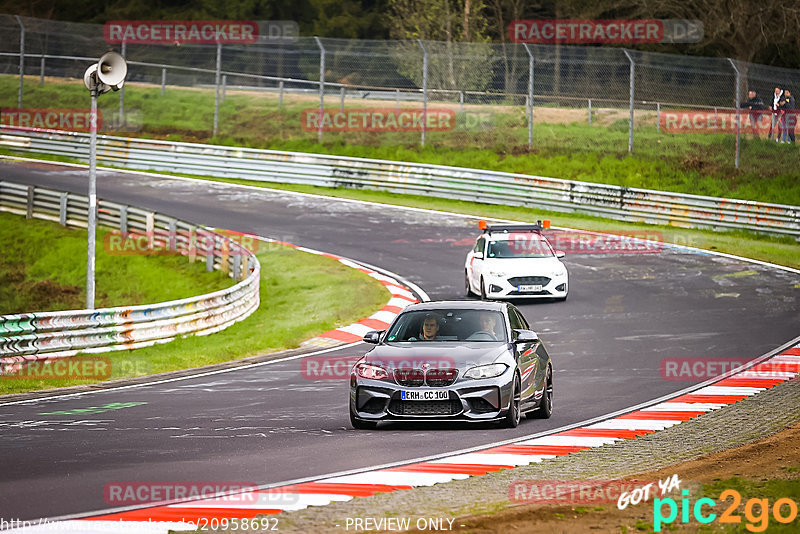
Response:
[508,276,551,286]
[394,369,424,387]
[425,368,458,387]
[394,368,458,387]
[389,400,462,416]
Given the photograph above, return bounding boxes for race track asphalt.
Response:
[1,160,798,521]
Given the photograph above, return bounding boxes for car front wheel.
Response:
[530,366,553,419]
[350,407,378,429]
[502,375,521,428]
[465,270,474,297]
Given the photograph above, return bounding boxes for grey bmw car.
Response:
[349,300,553,429]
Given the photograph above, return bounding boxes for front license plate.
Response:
[401,390,449,401]
[519,284,543,292]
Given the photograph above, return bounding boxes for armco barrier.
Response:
[1,126,798,239]
[0,180,260,364]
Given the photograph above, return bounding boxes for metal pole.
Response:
[119,41,126,126]
[395,88,400,112]
[656,102,660,132]
[40,55,45,86]
[523,44,534,150]
[418,40,428,147]
[87,89,98,310]
[588,99,592,125]
[459,91,464,114]
[623,49,635,153]
[15,15,24,108]
[222,74,227,103]
[728,58,741,169]
[161,67,166,95]
[213,42,221,137]
[340,86,345,111]
[314,36,325,143]
[278,80,284,107]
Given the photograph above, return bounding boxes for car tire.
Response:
[480,278,488,301]
[502,375,521,428]
[465,271,474,297]
[350,407,378,430]
[531,366,553,419]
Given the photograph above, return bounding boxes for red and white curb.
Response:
[13,344,799,533]
[256,239,422,348]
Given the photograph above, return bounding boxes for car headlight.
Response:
[464,363,508,379]
[354,363,388,380]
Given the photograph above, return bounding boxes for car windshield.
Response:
[384,309,507,342]
[487,236,553,259]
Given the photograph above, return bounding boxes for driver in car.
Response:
[420,313,440,340]
[477,312,498,340]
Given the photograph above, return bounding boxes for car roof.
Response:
[401,300,507,313]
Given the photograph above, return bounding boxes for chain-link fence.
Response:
[1,14,799,175]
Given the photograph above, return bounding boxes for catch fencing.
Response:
[1,126,797,240]
[1,15,800,170]
[0,179,260,363]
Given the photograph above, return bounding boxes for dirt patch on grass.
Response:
[453,421,800,533]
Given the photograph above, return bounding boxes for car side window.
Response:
[510,308,530,329]
[473,237,485,254]
[508,308,523,330]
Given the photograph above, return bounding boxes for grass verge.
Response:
[2,75,799,205]
[0,214,388,396]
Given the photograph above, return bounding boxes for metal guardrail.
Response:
[0,179,260,363]
[1,126,799,239]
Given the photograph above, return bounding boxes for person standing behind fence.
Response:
[738,90,766,137]
[771,87,786,142]
[784,89,796,144]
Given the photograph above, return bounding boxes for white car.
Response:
[465,222,568,301]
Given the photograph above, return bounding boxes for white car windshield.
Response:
[487,237,553,259]
[385,309,507,342]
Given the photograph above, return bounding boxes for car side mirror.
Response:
[514,329,539,343]
[555,250,566,258]
[474,252,484,260]
[363,330,384,344]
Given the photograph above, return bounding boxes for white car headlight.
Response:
[464,363,508,379]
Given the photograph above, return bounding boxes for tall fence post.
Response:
[222,74,227,103]
[314,36,325,144]
[119,40,126,127]
[523,44,534,150]
[39,55,45,86]
[340,85,345,111]
[728,58,741,169]
[418,40,428,147]
[588,99,592,125]
[161,67,166,95]
[213,42,221,138]
[656,102,661,132]
[278,80,284,107]
[623,49,635,153]
[15,15,25,108]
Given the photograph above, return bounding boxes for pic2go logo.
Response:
[654,489,799,532]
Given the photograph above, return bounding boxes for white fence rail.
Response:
[0,179,260,363]
[1,126,799,239]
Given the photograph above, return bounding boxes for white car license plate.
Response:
[401,390,449,401]
[519,284,543,292]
